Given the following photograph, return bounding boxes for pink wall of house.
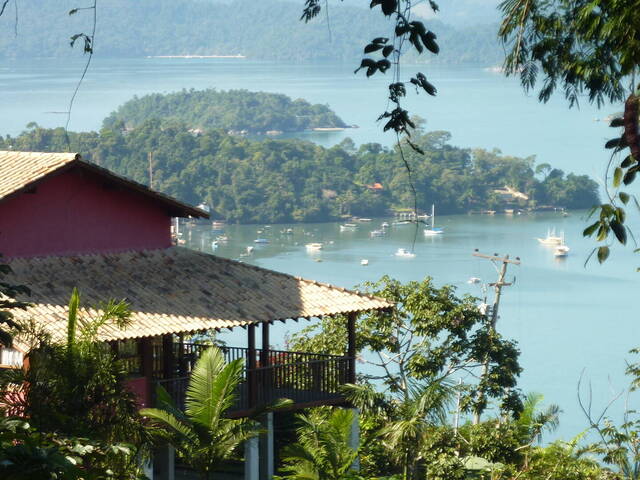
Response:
[0,168,172,258]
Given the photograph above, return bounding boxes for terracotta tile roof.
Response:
[0,150,208,218]
[0,151,79,201]
[6,247,392,343]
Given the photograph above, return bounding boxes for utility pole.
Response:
[148,151,154,189]
[471,250,520,424]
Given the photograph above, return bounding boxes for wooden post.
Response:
[347,312,357,384]
[261,322,271,392]
[248,324,257,408]
[162,334,174,380]
[139,337,154,407]
[177,334,186,376]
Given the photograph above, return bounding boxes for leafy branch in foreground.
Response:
[301,0,440,147]
[498,0,640,263]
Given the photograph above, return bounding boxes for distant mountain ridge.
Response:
[0,0,503,64]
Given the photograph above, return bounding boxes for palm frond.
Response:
[66,288,80,349]
[139,407,197,445]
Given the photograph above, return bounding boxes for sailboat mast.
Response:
[431,204,435,229]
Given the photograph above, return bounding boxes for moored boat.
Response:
[305,242,323,251]
[395,248,416,258]
[537,228,563,245]
[424,204,444,236]
[340,223,358,232]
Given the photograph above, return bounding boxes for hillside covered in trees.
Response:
[1,122,598,223]
[103,90,348,134]
[0,0,502,64]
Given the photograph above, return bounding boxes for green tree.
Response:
[277,408,363,480]
[290,276,523,418]
[0,288,149,479]
[140,346,256,480]
[498,0,640,261]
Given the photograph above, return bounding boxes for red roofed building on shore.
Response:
[0,151,392,480]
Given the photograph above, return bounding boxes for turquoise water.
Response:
[186,213,638,441]
[1,57,636,440]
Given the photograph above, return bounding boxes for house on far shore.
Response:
[0,151,392,480]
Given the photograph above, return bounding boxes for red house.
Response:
[0,150,392,480]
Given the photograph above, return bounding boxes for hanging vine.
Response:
[302,0,441,250]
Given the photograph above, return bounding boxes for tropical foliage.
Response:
[277,408,362,480]
[498,0,640,262]
[290,276,523,419]
[0,122,599,224]
[0,289,149,479]
[140,346,256,480]
[103,89,348,134]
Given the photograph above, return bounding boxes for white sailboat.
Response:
[537,228,563,245]
[554,233,570,257]
[423,204,443,236]
[340,223,358,232]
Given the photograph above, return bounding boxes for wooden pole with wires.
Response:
[148,151,154,189]
[472,250,520,424]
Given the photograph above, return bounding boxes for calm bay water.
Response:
[1,57,637,440]
[188,213,638,441]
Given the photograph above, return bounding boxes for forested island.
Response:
[103,90,349,134]
[2,122,599,224]
[0,0,502,64]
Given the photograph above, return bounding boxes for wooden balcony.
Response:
[116,314,359,415]
[153,344,353,415]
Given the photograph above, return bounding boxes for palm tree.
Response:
[278,407,362,480]
[516,392,560,446]
[344,380,454,480]
[140,346,256,480]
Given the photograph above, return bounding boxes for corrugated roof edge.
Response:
[0,151,209,219]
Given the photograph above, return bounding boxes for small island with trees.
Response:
[103,89,350,135]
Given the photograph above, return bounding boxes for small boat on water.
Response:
[370,229,386,238]
[254,238,270,244]
[246,246,254,253]
[554,245,570,257]
[306,242,323,251]
[537,228,563,245]
[340,223,358,232]
[424,205,444,236]
[395,248,416,258]
[358,218,373,222]
[392,220,413,227]
[216,235,229,243]
[360,259,369,266]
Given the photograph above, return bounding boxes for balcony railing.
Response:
[152,343,352,414]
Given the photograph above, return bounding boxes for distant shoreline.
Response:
[146,54,246,59]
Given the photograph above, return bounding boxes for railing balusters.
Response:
[152,343,354,412]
